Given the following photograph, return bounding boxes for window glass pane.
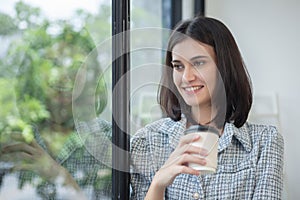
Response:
[0,1,112,199]
[130,0,164,133]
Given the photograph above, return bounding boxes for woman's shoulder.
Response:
[130,117,184,150]
[246,122,281,136]
[132,117,182,139]
[245,122,284,147]
[130,118,182,171]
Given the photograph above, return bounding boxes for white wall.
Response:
[206,0,300,199]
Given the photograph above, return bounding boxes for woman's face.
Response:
[44,65,78,126]
[172,38,218,110]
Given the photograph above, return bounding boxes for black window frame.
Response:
[194,0,205,16]
[112,0,130,199]
[162,0,182,29]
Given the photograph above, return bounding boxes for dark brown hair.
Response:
[158,16,252,128]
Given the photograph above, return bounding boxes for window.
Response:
[0,1,112,199]
[0,0,202,199]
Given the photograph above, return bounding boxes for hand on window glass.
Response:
[0,132,80,191]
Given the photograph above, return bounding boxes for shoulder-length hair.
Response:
[158,16,252,128]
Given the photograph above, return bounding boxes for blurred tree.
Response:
[0,1,108,154]
[14,1,44,29]
[84,4,111,44]
[0,1,111,198]
[0,13,17,35]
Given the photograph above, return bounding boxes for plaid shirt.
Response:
[130,116,284,200]
[0,118,112,200]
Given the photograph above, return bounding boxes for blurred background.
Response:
[0,0,299,199]
[206,1,300,199]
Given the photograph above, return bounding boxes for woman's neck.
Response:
[191,105,214,125]
[190,105,224,135]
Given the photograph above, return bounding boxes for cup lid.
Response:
[184,125,219,136]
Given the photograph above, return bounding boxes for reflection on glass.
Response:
[130,0,163,133]
[0,1,112,199]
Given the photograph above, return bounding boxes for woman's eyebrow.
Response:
[171,60,181,63]
[190,55,208,61]
[172,55,208,63]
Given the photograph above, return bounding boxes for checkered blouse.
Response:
[130,116,284,200]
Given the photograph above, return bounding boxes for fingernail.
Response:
[193,135,200,140]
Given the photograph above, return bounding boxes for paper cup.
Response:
[184,125,219,174]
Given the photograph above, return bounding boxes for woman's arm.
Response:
[253,126,284,199]
[131,132,208,199]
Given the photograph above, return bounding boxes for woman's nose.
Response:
[182,66,196,82]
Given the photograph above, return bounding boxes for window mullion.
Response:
[112,0,130,199]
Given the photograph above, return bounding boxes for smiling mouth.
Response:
[49,83,73,92]
[52,86,73,92]
[184,85,204,92]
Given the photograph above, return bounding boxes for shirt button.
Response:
[192,192,200,199]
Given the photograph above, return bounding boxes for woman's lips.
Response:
[182,85,204,94]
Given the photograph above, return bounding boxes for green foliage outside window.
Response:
[0,1,109,138]
[0,1,111,196]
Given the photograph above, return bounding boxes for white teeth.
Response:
[185,86,203,91]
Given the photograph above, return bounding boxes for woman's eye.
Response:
[193,60,205,67]
[173,64,184,70]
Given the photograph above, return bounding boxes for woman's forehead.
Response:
[171,38,215,61]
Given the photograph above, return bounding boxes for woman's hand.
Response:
[145,133,208,199]
[0,132,80,191]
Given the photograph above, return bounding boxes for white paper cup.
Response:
[184,125,219,175]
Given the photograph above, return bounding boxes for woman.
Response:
[130,16,284,199]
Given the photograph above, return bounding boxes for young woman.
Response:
[131,16,284,199]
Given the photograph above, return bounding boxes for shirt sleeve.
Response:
[253,126,284,199]
[130,129,153,200]
[130,172,151,200]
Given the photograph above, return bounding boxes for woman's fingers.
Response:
[178,133,201,147]
[163,154,205,177]
[154,155,203,188]
[178,153,206,166]
[30,139,43,150]
[175,165,199,176]
[0,151,33,163]
[171,133,207,157]
[154,133,210,188]
[169,144,208,162]
[1,142,36,155]
[178,144,208,157]
[163,153,206,170]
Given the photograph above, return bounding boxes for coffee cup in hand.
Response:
[184,125,219,175]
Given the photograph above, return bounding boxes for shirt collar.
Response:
[168,117,187,150]
[56,132,83,164]
[57,118,112,164]
[219,122,252,153]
